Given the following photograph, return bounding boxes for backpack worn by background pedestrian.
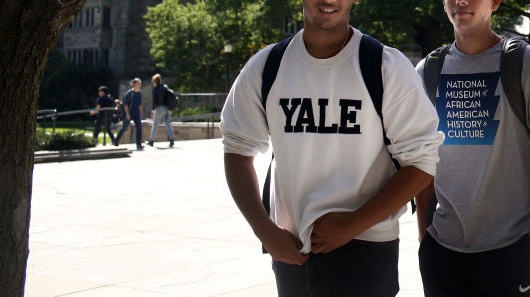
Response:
[164,84,180,110]
[119,91,133,122]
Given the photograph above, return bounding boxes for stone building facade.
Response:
[55,0,162,95]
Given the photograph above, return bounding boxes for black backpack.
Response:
[100,94,114,108]
[260,34,414,228]
[164,85,180,110]
[118,90,133,121]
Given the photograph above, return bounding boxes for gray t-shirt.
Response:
[416,40,530,253]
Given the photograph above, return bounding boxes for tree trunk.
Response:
[0,0,86,295]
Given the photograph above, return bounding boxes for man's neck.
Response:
[303,26,352,59]
[454,30,502,55]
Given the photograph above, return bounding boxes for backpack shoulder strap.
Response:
[359,35,397,152]
[261,36,294,110]
[423,44,451,104]
[359,34,384,120]
[260,36,293,223]
[359,34,422,213]
[125,89,134,105]
[501,38,529,132]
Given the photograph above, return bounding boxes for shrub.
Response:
[35,130,97,151]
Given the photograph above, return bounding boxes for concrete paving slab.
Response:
[34,147,132,163]
[26,139,424,297]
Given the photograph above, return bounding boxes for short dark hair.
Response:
[98,86,109,94]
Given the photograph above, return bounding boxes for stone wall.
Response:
[124,0,161,78]
[115,121,221,144]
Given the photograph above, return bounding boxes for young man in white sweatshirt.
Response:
[221,0,443,296]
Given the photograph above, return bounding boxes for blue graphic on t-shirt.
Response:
[436,72,500,145]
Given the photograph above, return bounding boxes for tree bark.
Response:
[0,0,86,295]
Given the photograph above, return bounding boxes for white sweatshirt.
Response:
[221,28,443,253]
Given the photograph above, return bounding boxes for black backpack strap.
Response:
[261,36,294,110]
[421,45,452,220]
[261,152,274,216]
[359,34,420,214]
[424,45,451,103]
[359,37,403,164]
[260,36,293,253]
[501,38,529,133]
[127,89,135,107]
[359,34,386,144]
[260,36,293,215]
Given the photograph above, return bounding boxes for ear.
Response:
[492,0,502,11]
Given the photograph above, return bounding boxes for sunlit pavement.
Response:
[26,138,423,297]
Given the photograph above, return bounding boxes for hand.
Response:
[311,212,355,254]
[261,226,308,265]
[151,111,155,119]
[126,113,131,121]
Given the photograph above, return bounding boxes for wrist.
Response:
[253,219,280,242]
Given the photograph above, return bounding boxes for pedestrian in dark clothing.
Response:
[113,78,144,150]
[90,86,115,143]
[146,73,175,147]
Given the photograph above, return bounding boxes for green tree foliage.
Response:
[146,1,220,91]
[352,0,420,48]
[351,0,528,54]
[253,0,302,44]
[351,1,453,54]
[146,0,529,92]
[495,0,530,40]
[145,0,301,92]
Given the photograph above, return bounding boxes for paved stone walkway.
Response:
[26,139,424,297]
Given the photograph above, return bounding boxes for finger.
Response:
[273,252,308,265]
[310,231,321,246]
[296,253,309,264]
[311,242,325,254]
[291,254,308,265]
[312,246,323,254]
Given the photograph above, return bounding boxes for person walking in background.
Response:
[415,0,530,296]
[89,86,115,144]
[220,0,443,296]
[110,99,122,133]
[113,78,144,150]
[146,73,175,148]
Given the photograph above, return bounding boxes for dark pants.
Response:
[419,233,530,297]
[272,239,400,297]
[93,115,115,142]
[115,117,142,146]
